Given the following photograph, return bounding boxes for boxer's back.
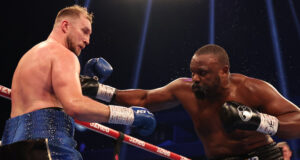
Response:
[11,41,62,118]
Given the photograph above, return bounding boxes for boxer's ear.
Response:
[61,20,69,33]
[222,65,229,74]
[219,65,229,78]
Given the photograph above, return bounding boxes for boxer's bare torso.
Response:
[171,75,273,158]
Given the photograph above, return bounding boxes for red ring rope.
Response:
[0,85,190,160]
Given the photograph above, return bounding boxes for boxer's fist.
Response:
[80,75,99,98]
[131,107,156,136]
[220,101,279,136]
[108,106,156,136]
[83,57,113,83]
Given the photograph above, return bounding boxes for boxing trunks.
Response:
[209,142,283,160]
[1,107,82,160]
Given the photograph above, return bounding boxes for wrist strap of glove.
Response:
[96,84,116,102]
[108,105,134,125]
[256,113,279,136]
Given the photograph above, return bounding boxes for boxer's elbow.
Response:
[275,111,300,139]
[132,90,149,106]
[61,97,85,118]
[276,122,300,139]
[63,106,79,118]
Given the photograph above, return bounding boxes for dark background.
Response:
[1,0,300,159]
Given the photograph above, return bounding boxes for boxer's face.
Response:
[66,15,92,56]
[190,54,223,100]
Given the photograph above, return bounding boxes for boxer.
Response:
[81,44,300,159]
[2,5,155,160]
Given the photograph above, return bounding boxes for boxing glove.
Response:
[108,105,156,136]
[83,57,113,83]
[80,75,116,102]
[220,101,279,136]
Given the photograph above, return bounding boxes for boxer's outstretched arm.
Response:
[80,57,180,111]
[253,79,300,139]
[114,79,181,112]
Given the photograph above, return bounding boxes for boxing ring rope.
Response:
[0,85,190,160]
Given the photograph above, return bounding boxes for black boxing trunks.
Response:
[209,142,283,160]
[1,107,82,160]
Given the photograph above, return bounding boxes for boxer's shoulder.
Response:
[33,40,80,73]
[36,39,75,58]
[230,73,248,83]
[179,77,193,82]
[230,74,268,90]
[166,77,193,92]
[230,74,275,103]
[231,73,267,85]
[170,77,192,86]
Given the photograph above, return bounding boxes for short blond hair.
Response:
[55,5,93,24]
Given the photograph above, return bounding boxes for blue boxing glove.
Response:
[83,57,113,83]
[108,105,156,136]
[81,58,116,102]
[131,107,157,136]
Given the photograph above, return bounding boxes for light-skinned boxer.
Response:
[1,5,156,160]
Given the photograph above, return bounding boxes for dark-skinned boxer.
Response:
[81,44,300,160]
